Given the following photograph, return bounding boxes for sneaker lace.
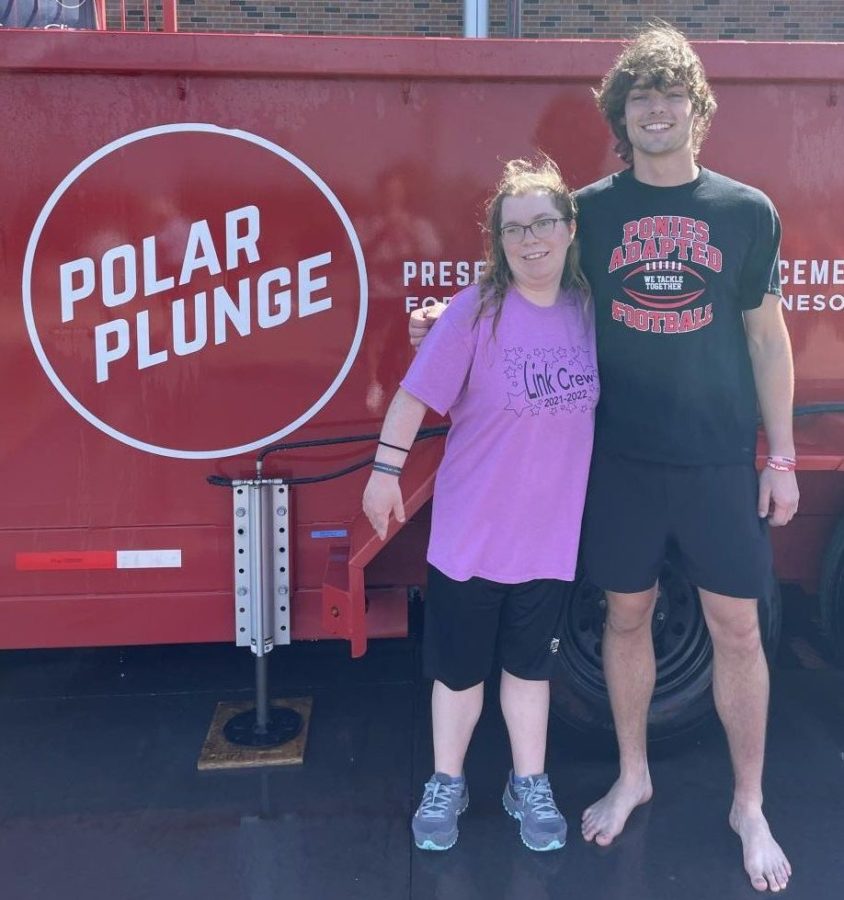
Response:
[419,781,461,820]
[523,778,560,821]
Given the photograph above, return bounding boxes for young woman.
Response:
[363,158,598,852]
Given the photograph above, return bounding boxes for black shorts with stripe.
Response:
[422,565,570,691]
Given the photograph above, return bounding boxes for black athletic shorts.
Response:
[581,452,772,599]
[422,565,569,691]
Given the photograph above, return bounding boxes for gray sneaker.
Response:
[412,773,469,850]
[502,771,567,851]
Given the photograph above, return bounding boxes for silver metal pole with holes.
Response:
[224,479,300,747]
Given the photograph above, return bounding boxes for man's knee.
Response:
[706,603,763,656]
[604,588,658,635]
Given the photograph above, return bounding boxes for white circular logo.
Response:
[23,124,367,459]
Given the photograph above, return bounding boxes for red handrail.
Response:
[0,1,177,32]
[94,0,179,33]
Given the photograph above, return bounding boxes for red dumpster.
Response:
[1,28,842,735]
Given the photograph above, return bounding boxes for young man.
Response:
[410,24,797,894]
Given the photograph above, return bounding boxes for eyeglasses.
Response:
[499,216,570,244]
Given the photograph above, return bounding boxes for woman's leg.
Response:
[500,668,566,851]
[499,670,549,776]
[432,679,484,776]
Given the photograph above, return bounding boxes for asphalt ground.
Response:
[0,593,841,900]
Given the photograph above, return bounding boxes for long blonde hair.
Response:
[475,156,589,334]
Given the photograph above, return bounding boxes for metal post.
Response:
[223,478,301,748]
[162,0,179,33]
[93,0,107,30]
[463,0,489,38]
[255,654,269,734]
[507,0,522,38]
[248,482,269,657]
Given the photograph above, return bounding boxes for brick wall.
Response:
[106,0,844,41]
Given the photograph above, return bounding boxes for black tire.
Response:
[820,516,844,666]
[550,553,782,742]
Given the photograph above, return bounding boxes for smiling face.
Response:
[594,26,717,166]
[499,191,575,302]
[622,80,697,164]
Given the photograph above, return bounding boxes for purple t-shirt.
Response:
[401,284,599,583]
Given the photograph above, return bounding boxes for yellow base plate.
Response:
[197,697,312,771]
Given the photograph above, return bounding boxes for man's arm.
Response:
[409,302,448,349]
[744,294,799,526]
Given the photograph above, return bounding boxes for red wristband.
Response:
[766,456,796,472]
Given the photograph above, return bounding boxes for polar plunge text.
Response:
[56,205,333,382]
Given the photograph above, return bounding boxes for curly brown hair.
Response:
[595,23,717,165]
[475,156,590,333]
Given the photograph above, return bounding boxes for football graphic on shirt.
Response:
[622,260,705,309]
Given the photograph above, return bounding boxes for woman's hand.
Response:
[363,472,406,540]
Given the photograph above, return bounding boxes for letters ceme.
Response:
[58,205,333,383]
[779,258,844,313]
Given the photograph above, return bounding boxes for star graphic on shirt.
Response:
[542,348,555,363]
[504,348,520,364]
[504,364,517,379]
[510,380,519,388]
[504,390,532,417]
[529,404,541,416]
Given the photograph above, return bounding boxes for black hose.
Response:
[208,404,844,489]
[256,425,448,463]
[793,403,844,418]
[208,425,449,488]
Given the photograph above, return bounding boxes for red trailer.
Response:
[1,16,843,736]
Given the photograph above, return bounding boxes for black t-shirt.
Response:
[576,167,782,465]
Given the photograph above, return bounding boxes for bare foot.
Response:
[581,773,653,846]
[730,803,792,893]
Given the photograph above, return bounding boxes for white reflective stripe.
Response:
[116,550,182,569]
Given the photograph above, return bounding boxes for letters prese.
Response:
[403,258,486,313]
[402,259,485,288]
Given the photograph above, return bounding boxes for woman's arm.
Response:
[363,387,428,540]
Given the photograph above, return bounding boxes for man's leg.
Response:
[699,589,791,893]
[431,679,484,776]
[500,670,549,776]
[581,586,657,845]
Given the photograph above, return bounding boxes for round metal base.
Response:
[223,706,303,748]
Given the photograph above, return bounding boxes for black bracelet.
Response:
[378,440,411,454]
[373,462,403,477]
